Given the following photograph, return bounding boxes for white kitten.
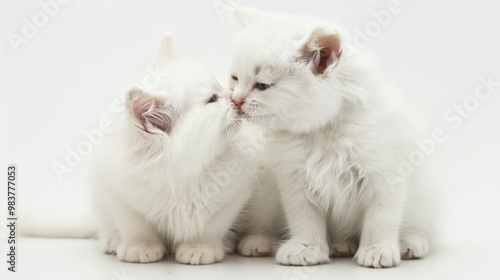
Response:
[228,8,440,268]
[90,34,255,265]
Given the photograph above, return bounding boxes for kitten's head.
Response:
[229,8,365,133]
[125,34,240,174]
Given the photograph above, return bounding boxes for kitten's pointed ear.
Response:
[300,29,342,75]
[231,7,264,27]
[156,33,176,65]
[127,87,174,135]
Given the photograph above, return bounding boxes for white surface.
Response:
[1,0,500,279]
[1,238,498,280]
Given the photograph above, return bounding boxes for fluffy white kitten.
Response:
[228,8,440,268]
[90,34,255,265]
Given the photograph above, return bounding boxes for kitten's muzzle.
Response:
[232,98,245,108]
[230,102,244,116]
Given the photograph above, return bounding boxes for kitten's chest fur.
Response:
[268,126,367,227]
[114,151,252,243]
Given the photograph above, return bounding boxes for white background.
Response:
[1,0,499,279]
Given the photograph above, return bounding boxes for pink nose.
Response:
[232,98,245,107]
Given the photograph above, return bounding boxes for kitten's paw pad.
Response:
[355,243,400,268]
[276,241,329,266]
[175,243,225,265]
[401,235,429,260]
[329,240,358,257]
[99,232,120,254]
[116,241,166,263]
[238,234,272,257]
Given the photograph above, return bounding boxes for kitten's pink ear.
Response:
[300,29,342,75]
[156,33,176,65]
[232,7,264,27]
[127,87,174,135]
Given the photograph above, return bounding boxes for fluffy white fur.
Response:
[90,34,256,265]
[235,162,283,257]
[228,8,440,268]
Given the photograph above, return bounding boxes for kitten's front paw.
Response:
[401,235,429,260]
[355,243,400,268]
[99,231,120,254]
[116,241,166,263]
[329,239,358,258]
[175,243,225,265]
[238,234,272,257]
[276,241,329,266]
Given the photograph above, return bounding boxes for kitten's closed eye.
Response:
[231,75,239,81]
[206,94,219,104]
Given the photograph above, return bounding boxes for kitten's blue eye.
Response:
[206,94,218,104]
[256,83,270,90]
